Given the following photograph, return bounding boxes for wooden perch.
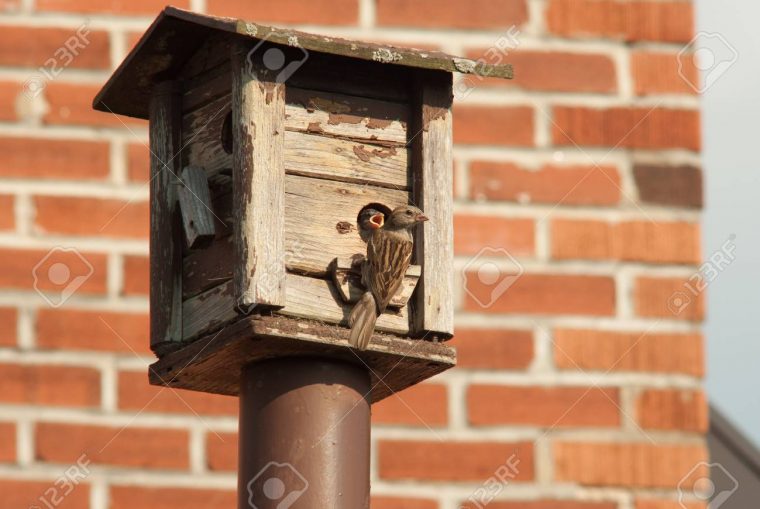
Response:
[177,165,216,249]
[331,256,421,309]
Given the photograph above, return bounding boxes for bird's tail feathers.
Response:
[349,292,378,350]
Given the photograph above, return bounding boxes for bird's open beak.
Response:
[416,214,429,222]
[369,213,385,229]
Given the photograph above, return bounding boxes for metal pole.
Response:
[238,357,371,509]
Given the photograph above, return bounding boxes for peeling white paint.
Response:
[287,35,300,47]
[245,22,257,37]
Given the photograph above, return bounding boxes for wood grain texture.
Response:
[182,274,409,342]
[182,91,410,189]
[285,87,408,144]
[178,165,216,249]
[232,41,286,309]
[151,313,456,403]
[332,257,420,308]
[148,82,183,354]
[182,173,410,297]
[410,71,454,339]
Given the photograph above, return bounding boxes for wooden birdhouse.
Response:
[93,7,513,402]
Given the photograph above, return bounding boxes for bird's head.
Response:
[358,207,385,231]
[386,205,428,230]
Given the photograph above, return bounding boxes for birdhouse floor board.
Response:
[150,313,455,403]
[182,273,410,343]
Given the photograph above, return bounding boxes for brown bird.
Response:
[349,205,428,349]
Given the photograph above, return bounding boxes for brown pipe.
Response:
[238,357,371,509]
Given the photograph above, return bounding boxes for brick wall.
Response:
[0,1,706,508]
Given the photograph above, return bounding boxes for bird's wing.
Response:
[366,231,413,313]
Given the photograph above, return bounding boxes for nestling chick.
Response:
[348,205,428,350]
[357,207,385,243]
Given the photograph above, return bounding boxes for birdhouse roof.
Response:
[93,6,513,120]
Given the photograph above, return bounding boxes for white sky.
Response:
[696,1,760,444]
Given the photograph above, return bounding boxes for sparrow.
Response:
[348,205,428,350]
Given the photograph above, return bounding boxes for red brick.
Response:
[636,500,706,509]
[0,81,21,121]
[454,215,534,256]
[377,0,528,29]
[0,25,110,69]
[379,440,534,482]
[36,422,188,469]
[34,196,149,239]
[546,0,695,43]
[208,0,359,25]
[463,502,617,509]
[554,329,704,377]
[467,49,617,93]
[0,137,108,180]
[126,31,143,52]
[0,363,99,407]
[0,194,14,231]
[635,276,704,321]
[127,142,150,182]
[551,219,701,264]
[470,162,621,206]
[554,441,708,488]
[454,106,534,147]
[0,307,16,346]
[44,82,146,127]
[0,479,89,509]
[38,0,189,15]
[206,431,236,471]
[373,497,438,509]
[553,106,700,151]
[123,255,149,296]
[455,328,533,370]
[632,51,699,96]
[111,486,235,509]
[0,248,107,295]
[372,383,447,427]
[37,309,150,353]
[637,389,708,432]
[468,385,620,428]
[463,273,615,316]
[118,371,237,416]
[0,422,14,462]
[633,164,703,209]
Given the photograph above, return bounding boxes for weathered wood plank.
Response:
[178,165,216,249]
[285,87,408,144]
[410,70,454,339]
[151,314,456,403]
[183,234,234,299]
[231,41,286,309]
[182,274,409,342]
[182,174,410,297]
[331,257,420,309]
[148,82,183,354]
[182,91,410,188]
[284,175,409,274]
[284,131,408,188]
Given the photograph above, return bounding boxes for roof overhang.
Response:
[93,6,514,120]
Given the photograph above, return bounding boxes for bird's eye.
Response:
[405,210,413,216]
